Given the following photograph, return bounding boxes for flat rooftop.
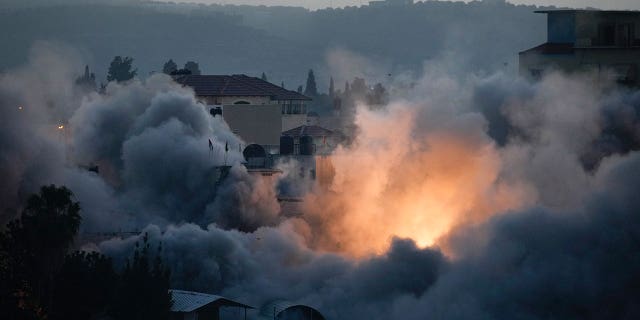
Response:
[535,9,640,14]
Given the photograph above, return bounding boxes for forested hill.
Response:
[0,1,548,89]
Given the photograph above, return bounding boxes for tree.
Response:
[368,83,388,106]
[52,251,117,320]
[0,185,81,319]
[261,72,268,82]
[107,56,137,83]
[75,65,97,91]
[184,61,201,75]
[297,85,303,94]
[170,69,192,76]
[281,81,285,88]
[110,233,172,320]
[0,186,172,320]
[304,69,318,97]
[329,76,335,98]
[162,59,177,75]
[350,77,367,96]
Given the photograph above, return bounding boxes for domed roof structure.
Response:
[259,300,326,320]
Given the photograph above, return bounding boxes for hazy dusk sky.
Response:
[168,0,640,10]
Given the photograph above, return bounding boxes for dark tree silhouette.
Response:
[110,233,172,320]
[107,56,137,83]
[0,186,173,320]
[261,72,268,82]
[162,59,177,75]
[350,77,367,97]
[297,85,303,94]
[170,69,192,76]
[368,82,388,106]
[75,65,97,91]
[184,61,201,75]
[281,81,285,88]
[0,185,81,319]
[52,251,117,320]
[329,76,335,98]
[304,69,318,97]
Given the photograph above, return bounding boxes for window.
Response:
[598,23,616,46]
[616,23,634,47]
[234,100,251,105]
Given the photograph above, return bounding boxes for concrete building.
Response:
[175,75,311,152]
[519,10,640,85]
[170,290,253,320]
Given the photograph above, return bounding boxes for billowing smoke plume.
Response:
[3,44,640,320]
[303,100,530,257]
[0,43,279,232]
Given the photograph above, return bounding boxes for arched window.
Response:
[234,100,251,105]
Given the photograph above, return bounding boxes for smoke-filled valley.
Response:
[1,39,640,319]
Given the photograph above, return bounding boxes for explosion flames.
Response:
[303,101,531,257]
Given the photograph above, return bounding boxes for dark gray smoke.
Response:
[394,152,640,320]
[99,223,446,319]
[0,43,279,232]
[0,42,81,221]
[3,44,640,320]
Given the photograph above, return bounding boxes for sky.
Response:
[169,0,640,10]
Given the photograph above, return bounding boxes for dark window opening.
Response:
[616,23,634,47]
[598,23,616,46]
[210,107,222,117]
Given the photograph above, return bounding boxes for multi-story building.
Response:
[519,10,640,85]
[174,74,311,153]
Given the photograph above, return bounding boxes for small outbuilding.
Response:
[259,300,326,320]
[170,289,253,320]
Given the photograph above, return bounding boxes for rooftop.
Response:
[174,74,311,101]
[535,9,640,14]
[170,289,253,313]
[282,125,335,137]
[519,42,574,55]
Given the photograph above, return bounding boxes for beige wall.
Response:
[222,104,282,147]
[282,114,308,131]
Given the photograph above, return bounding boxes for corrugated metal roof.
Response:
[282,125,334,138]
[170,290,253,313]
[174,75,312,101]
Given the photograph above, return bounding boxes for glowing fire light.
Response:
[18,106,23,110]
[57,125,65,130]
[303,103,531,258]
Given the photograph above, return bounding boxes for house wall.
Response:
[282,114,308,132]
[548,12,576,43]
[519,47,640,83]
[574,12,640,47]
[222,104,282,148]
